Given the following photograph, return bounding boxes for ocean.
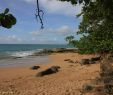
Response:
[0,44,71,67]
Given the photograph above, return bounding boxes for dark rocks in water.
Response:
[13,57,22,59]
[33,48,78,56]
[36,66,60,77]
[31,66,40,70]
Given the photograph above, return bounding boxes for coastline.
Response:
[0,48,77,68]
[0,52,100,95]
[0,55,49,68]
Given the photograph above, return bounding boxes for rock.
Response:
[80,59,89,65]
[36,66,60,77]
[13,57,22,59]
[90,56,101,61]
[31,66,40,70]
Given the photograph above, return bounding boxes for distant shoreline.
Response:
[32,48,78,56]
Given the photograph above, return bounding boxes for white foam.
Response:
[11,51,34,57]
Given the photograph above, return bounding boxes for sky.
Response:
[0,0,82,44]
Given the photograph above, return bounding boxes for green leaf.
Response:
[4,8,9,14]
[8,14,17,25]
[1,15,12,29]
[0,14,4,20]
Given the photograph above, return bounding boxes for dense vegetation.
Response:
[61,0,113,54]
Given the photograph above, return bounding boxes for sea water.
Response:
[0,44,71,67]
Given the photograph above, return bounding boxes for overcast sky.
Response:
[0,0,82,44]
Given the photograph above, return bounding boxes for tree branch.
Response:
[35,0,44,29]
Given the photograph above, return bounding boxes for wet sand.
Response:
[0,53,100,95]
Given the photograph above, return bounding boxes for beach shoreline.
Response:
[0,52,100,95]
[0,48,78,68]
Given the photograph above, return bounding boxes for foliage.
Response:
[61,0,113,54]
[0,8,16,29]
[65,36,78,47]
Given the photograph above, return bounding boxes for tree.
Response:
[60,0,113,54]
[0,8,16,29]
[65,36,77,47]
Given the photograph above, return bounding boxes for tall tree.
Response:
[60,0,113,54]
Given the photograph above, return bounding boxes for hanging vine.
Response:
[35,0,44,29]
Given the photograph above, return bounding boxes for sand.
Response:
[0,53,100,95]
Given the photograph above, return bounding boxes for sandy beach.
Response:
[0,53,100,95]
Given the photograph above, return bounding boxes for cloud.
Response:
[0,35,22,44]
[30,25,76,36]
[23,0,82,16]
[29,25,77,44]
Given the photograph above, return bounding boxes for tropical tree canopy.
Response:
[60,0,113,54]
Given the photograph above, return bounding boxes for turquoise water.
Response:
[0,44,72,59]
[0,44,71,52]
[0,44,72,67]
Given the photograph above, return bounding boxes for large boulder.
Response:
[36,66,60,77]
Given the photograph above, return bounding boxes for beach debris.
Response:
[31,66,40,70]
[36,66,60,77]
